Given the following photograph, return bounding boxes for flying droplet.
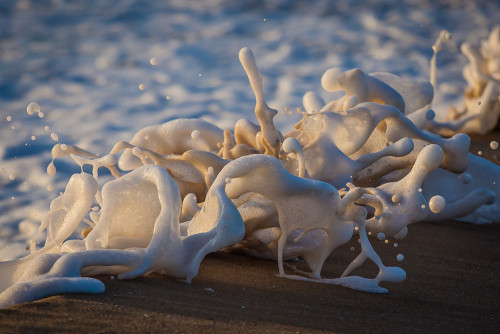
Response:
[8,174,15,180]
[394,243,398,248]
[397,254,404,262]
[377,232,385,240]
[139,83,145,90]
[477,151,483,156]
[6,116,12,122]
[429,195,446,214]
[150,58,157,66]
[44,126,50,131]
[31,136,36,141]
[51,133,59,141]
[27,102,40,115]
[490,141,499,150]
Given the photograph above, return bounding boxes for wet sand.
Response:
[0,135,499,333]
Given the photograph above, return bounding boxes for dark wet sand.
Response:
[0,133,499,333]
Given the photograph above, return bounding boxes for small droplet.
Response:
[27,102,40,115]
[477,151,483,156]
[47,185,53,191]
[51,133,59,141]
[263,18,267,22]
[377,232,385,241]
[394,243,398,248]
[490,141,499,150]
[458,173,471,184]
[397,254,404,262]
[418,188,422,193]
[198,73,202,77]
[150,57,157,66]
[30,135,36,141]
[6,115,12,122]
[44,126,50,131]
[8,174,15,180]
[429,195,446,214]
[191,130,201,139]
[166,95,171,100]
[391,194,400,203]
[139,83,145,90]
[421,204,426,209]
[384,239,389,244]
[38,112,45,118]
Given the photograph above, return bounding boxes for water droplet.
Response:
[166,96,171,100]
[394,243,398,248]
[477,151,483,156]
[8,174,15,180]
[139,83,145,90]
[38,112,45,118]
[397,254,404,262]
[421,204,426,209]
[458,173,471,184]
[377,232,385,240]
[391,194,400,203]
[44,126,50,131]
[490,141,499,150]
[191,130,201,140]
[6,115,12,122]
[27,102,40,115]
[150,57,157,66]
[47,162,56,176]
[429,195,446,214]
[51,133,59,141]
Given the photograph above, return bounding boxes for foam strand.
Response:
[239,47,281,157]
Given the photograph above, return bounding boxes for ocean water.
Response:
[0,0,498,260]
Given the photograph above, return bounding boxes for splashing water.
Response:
[0,34,499,308]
